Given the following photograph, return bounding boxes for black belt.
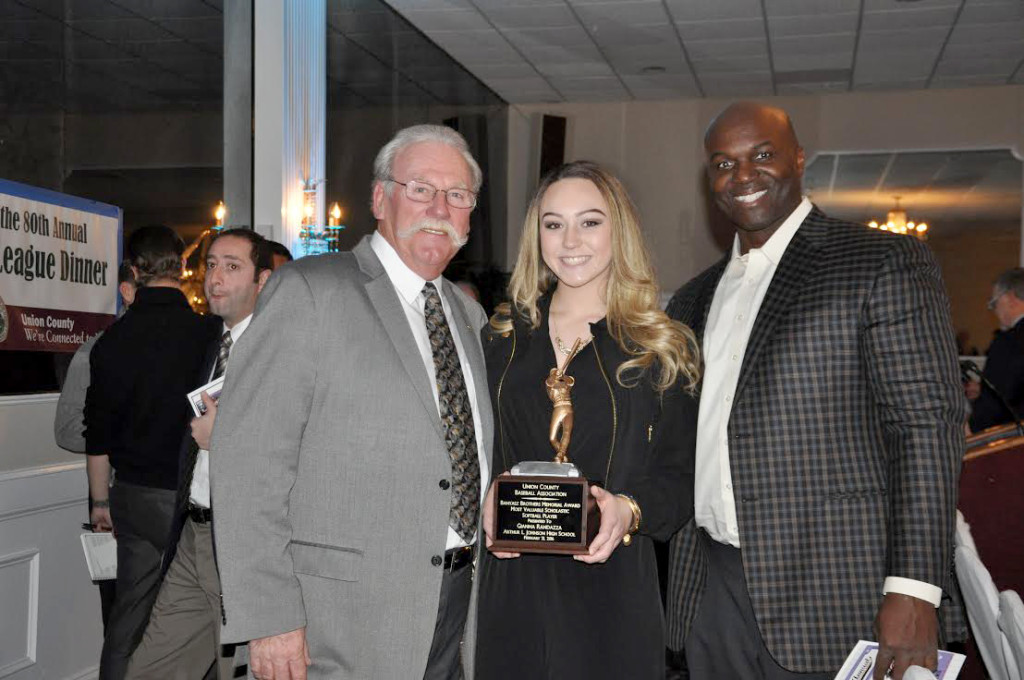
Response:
[444,545,474,571]
[187,504,213,524]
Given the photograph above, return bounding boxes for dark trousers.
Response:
[99,480,176,680]
[684,534,832,680]
[126,518,236,679]
[422,558,473,680]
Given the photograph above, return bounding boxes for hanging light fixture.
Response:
[214,201,226,227]
[867,196,928,241]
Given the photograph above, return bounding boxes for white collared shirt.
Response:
[694,197,942,607]
[695,197,811,547]
[189,314,253,509]
[371,231,489,551]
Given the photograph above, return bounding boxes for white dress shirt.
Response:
[189,314,252,509]
[694,198,941,606]
[371,232,489,551]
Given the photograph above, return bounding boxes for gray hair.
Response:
[373,124,483,197]
[994,267,1024,299]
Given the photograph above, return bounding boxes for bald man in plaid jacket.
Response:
[666,102,966,680]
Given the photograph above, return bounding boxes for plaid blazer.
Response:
[666,207,967,672]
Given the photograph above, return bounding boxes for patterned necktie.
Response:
[212,332,232,380]
[179,330,232,513]
[422,282,481,543]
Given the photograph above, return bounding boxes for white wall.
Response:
[505,85,1024,290]
[0,459,101,680]
[0,395,100,679]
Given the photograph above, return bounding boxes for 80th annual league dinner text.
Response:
[1,205,109,286]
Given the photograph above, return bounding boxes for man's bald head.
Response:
[704,102,799,149]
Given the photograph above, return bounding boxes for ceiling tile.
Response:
[606,51,691,76]
[464,61,539,79]
[934,56,1021,77]
[855,79,928,91]
[857,27,951,52]
[675,18,764,41]
[64,2,135,20]
[573,1,668,28]
[686,36,768,59]
[774,51,852,71]
[132,0,222,19]
[68,18,173,41]
[475,0,562,6]
[854,52,936,82]
[692,55,772,73]
[516,42,604,64]
[534,60,614,78]
[385,0,475,8]
[958,2,1024,24]
[589,23,678,48]
[777,80,849,95]
[930,73,1014,88]
[948,22,1024,44]
[153,16,222,42]
[665,0,762,22]
[503,26,594,49]
[765,0,860,17]
[621,71,699,96]
[486,5,579,29]
[941,41,1024,61]
[399,8,490,32]
[862,0,960,9]
[773,33,856,55]
[860,6,958,31]
[767,13,858,37]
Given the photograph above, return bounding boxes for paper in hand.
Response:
[80,532,117,581]
[187,375,225,418]
[834,641,965,680]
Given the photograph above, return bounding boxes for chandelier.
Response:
[868,196,928,241]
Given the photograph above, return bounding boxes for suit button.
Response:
[439,479,450,490]
[431,555,443,567]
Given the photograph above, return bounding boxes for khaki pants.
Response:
[126,518,236,680]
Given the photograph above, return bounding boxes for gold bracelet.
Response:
[617,494,642,546]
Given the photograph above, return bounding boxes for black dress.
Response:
[476,303,697,679]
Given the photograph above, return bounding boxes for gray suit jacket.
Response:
[666,208,967,672]
[210,236,493,679]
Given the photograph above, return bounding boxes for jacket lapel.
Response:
[733,217,822,402]
[356,239,446,443]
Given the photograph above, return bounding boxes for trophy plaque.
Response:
[489,339,601,555]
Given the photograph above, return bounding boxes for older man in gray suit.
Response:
[210,124,492,680]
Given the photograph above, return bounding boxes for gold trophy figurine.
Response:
[510,337,584,478]
[545,368,575,464]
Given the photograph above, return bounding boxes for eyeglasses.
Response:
[389,178,476,210]
[988,289,1007,310]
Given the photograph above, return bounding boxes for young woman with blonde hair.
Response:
[476,160,701,679]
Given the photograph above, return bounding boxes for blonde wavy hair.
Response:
[492,161,701,393]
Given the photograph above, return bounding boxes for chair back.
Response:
[1000,591,1024,678]
[955,516,1020,680]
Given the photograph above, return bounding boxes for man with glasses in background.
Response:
[968,267,1024,432]
[211,124,492,680]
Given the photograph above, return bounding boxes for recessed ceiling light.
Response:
[641,66,666,74]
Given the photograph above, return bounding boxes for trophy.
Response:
[488,339,601,555]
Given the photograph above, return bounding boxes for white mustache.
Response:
[397,218,468,248]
